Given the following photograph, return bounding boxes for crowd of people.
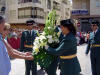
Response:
[6,28,21,50]
[76,31,90,45]
[6,26,89,51]
[4,24,43,51]
[6,29,90,51]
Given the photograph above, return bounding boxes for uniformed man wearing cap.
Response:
[86,20,100,75]
[20,20,37,75]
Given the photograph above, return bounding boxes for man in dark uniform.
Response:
[86,20,100,75]
[20,20,37,75]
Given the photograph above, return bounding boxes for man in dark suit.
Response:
[86,20,100,75]
[20,20,37,75]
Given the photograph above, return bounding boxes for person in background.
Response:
[86,31,90,43]
[86,20,100,75]
[33,23,39,31]
[76,33,80,46]
[38,25,44,33]
[20,19,37,75]
[3,23,10,41]
[0,16,33,75]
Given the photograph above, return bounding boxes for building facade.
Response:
[61,0,71,20]
[71,0,100,32]
[90,0,100,16]
[5,0,71,29]
[71,0,91,32]
[0,0,6,17]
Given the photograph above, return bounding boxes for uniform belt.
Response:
[24,45,33,48]
[60,54,77,59]
[91,44,100,47]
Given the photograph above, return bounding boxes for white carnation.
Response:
[40,35,46,41]
[40,32,46,35]
[54,39,59,43]
[47,35,52,39]
[34,41,39,45]
[48,38,53,43]
[33,46,39,54]
[35,37,40,41]
[48,27,51,29]
[34,41,40,48]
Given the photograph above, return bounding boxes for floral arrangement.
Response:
[32,10,60,69]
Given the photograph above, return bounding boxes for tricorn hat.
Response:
[26,19,35,26]
[91,20,100,26]
[60,19,74,26]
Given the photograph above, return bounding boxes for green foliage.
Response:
[34,47,56,69]
[44,10,56,35]
[33,10,59,69]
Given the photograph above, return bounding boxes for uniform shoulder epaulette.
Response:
[22,30,28,35]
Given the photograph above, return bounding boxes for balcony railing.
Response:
[33,0,41,4]
[62,0,67,4]
[18,0,41,4]
[53,6,60,11]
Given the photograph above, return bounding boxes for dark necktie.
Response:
[94,32,96,36]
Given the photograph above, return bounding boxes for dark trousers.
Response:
[46,59,58,75]
[25,60,37,75]
[90,53,100,75]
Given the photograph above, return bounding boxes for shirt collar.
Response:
[94,29,98,33]
[64,32,72,38]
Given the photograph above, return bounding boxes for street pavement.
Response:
[77,44,92,75]
[9,44,92,75]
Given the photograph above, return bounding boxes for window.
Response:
[8,0,16,4]
[18,0,41,3]
[47,0,51,9]
[18,7,32,18]
[32,7,44,19]
[33,0,41,3]
[24,0,32,3]
[24,9,31,18]
[82,3,86,9]
[96,0,100,7]
[18,7,44,19]
[62,0,67,4]
[10,10,16,19]
[18,0,32,4]
[18,9,24,18]
[53,1,60,11]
